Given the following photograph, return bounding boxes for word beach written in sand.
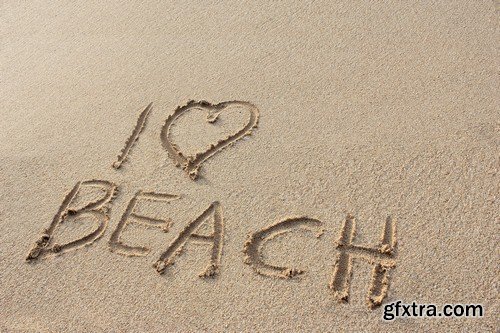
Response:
[27,100,398,309]
[26,179,397,309]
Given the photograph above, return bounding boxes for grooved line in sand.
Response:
[154,202,224,278]
[26,180,118,260]
[329,215,397,309]
[243,217,324,279]
[112,102,153,169]
[161,100,259,180]
[109,191,179,256]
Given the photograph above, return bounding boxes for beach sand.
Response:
[0,1,498,331]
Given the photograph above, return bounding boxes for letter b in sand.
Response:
[329,215,397,308]
[26,180,117,260]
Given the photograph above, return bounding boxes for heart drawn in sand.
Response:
[160,100,260,180]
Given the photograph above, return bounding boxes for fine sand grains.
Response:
[1,1,498,332]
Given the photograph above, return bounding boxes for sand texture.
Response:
[0,1,498,332]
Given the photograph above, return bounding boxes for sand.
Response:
[0,1,498,332]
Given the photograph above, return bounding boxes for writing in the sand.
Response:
[26,179,397,309]
[112,100,259,180]
[26,100,398,309]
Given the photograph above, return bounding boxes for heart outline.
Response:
[161,100,259,180]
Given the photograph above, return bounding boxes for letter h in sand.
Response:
[329,215,397,308]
